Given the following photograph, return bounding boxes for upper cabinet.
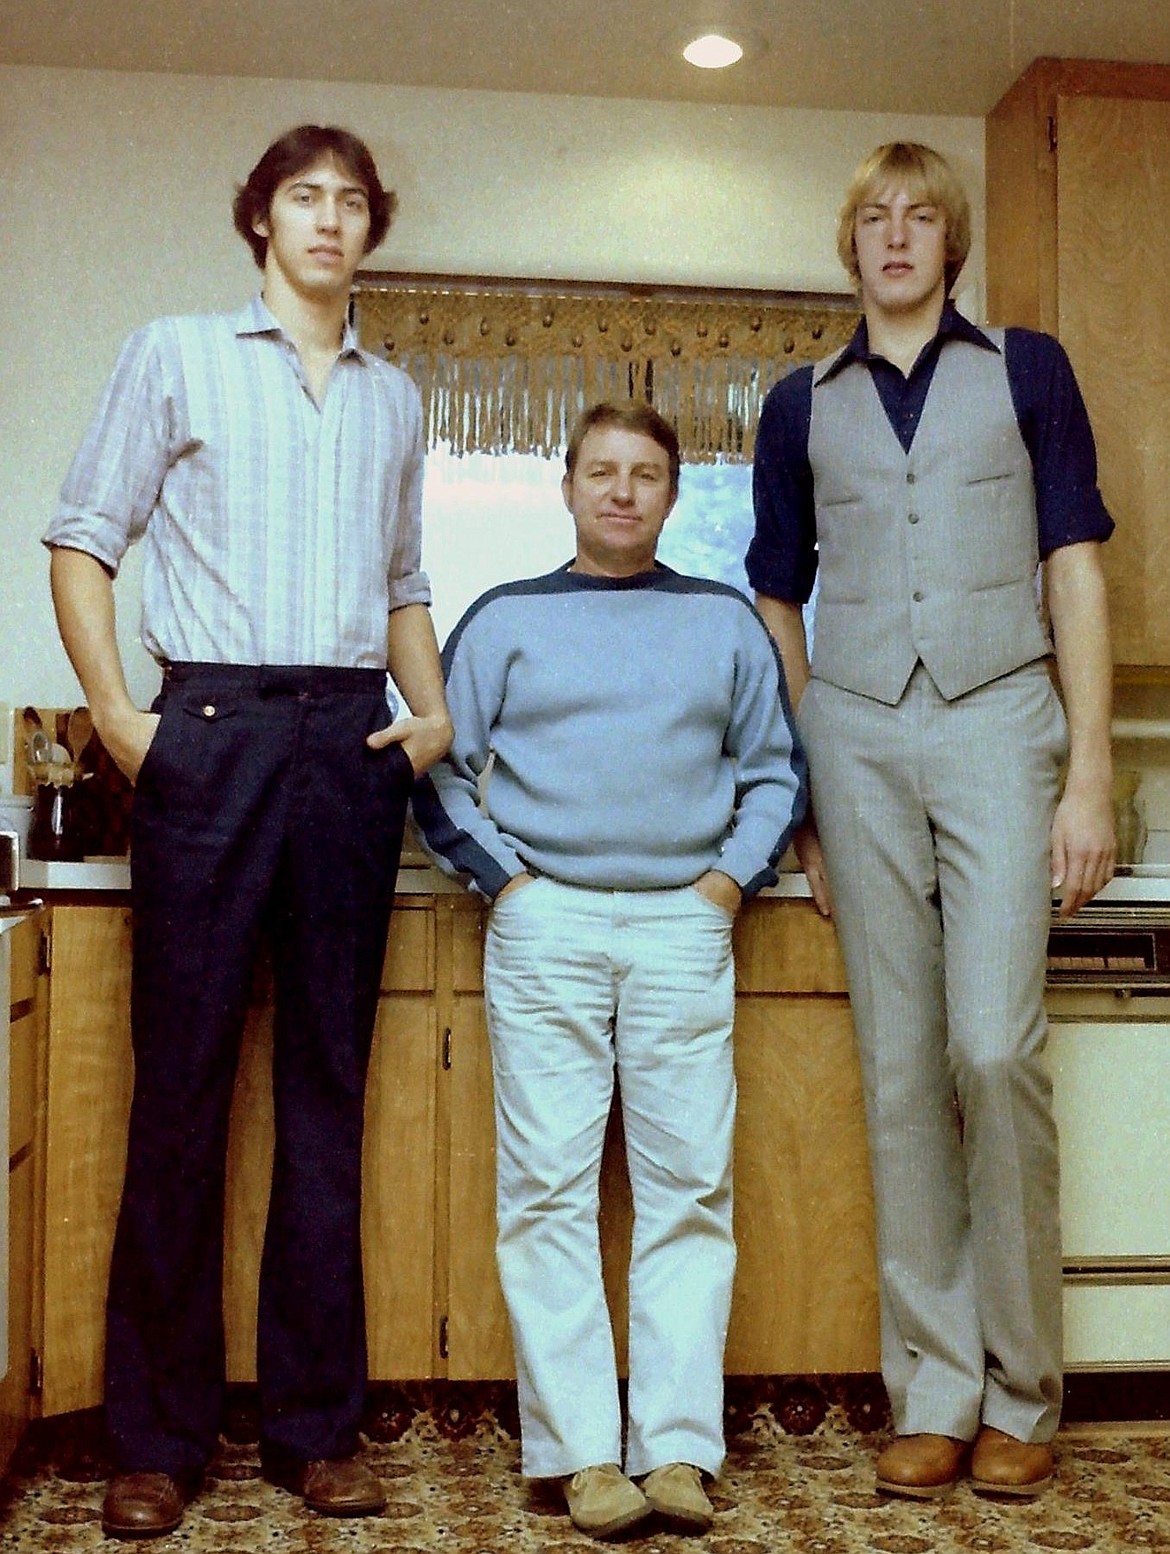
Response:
[986,58,1170,668]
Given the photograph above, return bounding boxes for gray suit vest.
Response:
[807,331,1052,704]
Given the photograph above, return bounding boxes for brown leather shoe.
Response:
[971,1426,1054,1498]
[294,1455,386,1516]
[102,1472,191,1538]
[875,1434,968,1499]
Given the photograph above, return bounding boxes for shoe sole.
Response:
[571,1502,653,1539]
[303,1499,386,1516]
[648,1508,715,1530]
[101,1516,184,1540]
[970,1473,1052,1499]
[875,1475,958,1500]
[644,1493,713,1530]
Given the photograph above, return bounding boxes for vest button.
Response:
[912,591,924,603]
[908,512,920,524]
[907,471,917,484]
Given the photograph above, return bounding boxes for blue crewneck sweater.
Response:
[414,563,807,900]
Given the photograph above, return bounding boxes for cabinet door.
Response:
[222,902,441,1382]
[40,906,133,1416]
[727,997,879,1373]
[42,902,441,1412]
[443,994,634,1381]
[443,899,879,1380]
[0,1155,35,1476]
[1056,94,1170,665]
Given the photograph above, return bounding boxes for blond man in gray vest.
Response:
[748,142,1115,1501]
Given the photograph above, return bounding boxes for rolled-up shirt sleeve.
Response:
[385,375,432,611]
[747,365,819,604]
[44,325,172,575]
[1005,328,1114,558]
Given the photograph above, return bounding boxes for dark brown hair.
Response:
[564,400,681,499]
[232,124,397,269]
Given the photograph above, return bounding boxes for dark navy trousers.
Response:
[106,662,412,1478]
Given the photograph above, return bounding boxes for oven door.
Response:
[1048,988,1170,1369]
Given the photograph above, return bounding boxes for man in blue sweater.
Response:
[415,400,805,1539]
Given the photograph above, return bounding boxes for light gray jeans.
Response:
[484,877,737,1479]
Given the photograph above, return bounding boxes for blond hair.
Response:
[836,142,971,294]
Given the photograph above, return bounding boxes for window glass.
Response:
[422,445,754,645]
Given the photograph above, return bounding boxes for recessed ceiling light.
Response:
[683,32,745,69]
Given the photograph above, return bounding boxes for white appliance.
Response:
[1046,905,1170,1369]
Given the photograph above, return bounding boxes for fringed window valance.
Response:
[353,275,859,462]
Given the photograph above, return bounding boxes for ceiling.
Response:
[3,0,1170,117]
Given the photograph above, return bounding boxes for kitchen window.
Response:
[353,275,855,640]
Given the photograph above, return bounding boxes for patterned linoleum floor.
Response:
[1,1382,1169,1552]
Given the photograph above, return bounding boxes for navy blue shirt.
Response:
[747,302,1115,604]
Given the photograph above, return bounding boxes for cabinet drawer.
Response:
[9,1010,36,1160]
[1064,1283,1170,1369]
[734,900,849,994]
[8,916,39,1008]
[1048,1021,1170,1260]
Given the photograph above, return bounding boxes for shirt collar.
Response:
[233,294,365,360]
[822,300,998,383]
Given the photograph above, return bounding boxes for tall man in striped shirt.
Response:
[45,125,452,1539]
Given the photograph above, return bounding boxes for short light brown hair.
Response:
[564,400,681,500]
[836,141,971,294]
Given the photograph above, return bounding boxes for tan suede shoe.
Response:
[642,1462,715,1530]
[875,1433,968,1499]
[971,1426,1054,1498]
[563,1463,651,1539]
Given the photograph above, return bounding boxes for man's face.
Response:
[852,183,947,318]
[563,424,676,578]
[254,154,372,302]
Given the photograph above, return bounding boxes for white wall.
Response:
[0,63,983,717]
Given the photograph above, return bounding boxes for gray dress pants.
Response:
[799,660,1067,1445]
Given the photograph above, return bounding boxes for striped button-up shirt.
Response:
[46,296,430,668]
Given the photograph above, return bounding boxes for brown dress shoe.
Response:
[296,1455,386,1516]
[875,1433,968,1499]
[971,1426,1054,1498]
[102,1471,190,1538]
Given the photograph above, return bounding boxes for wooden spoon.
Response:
[66,706,94,767]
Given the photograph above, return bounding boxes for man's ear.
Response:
[561,473,574,514]
[252,211,270,239]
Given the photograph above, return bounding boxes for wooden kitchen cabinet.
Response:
[38,905,134,1415]
[37,901,442,1415]
[986,58,1170,667]
[440,893,879,1379]
[0,914,42,1477]
[222,900,441,1382]
[32,892,878,1417]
